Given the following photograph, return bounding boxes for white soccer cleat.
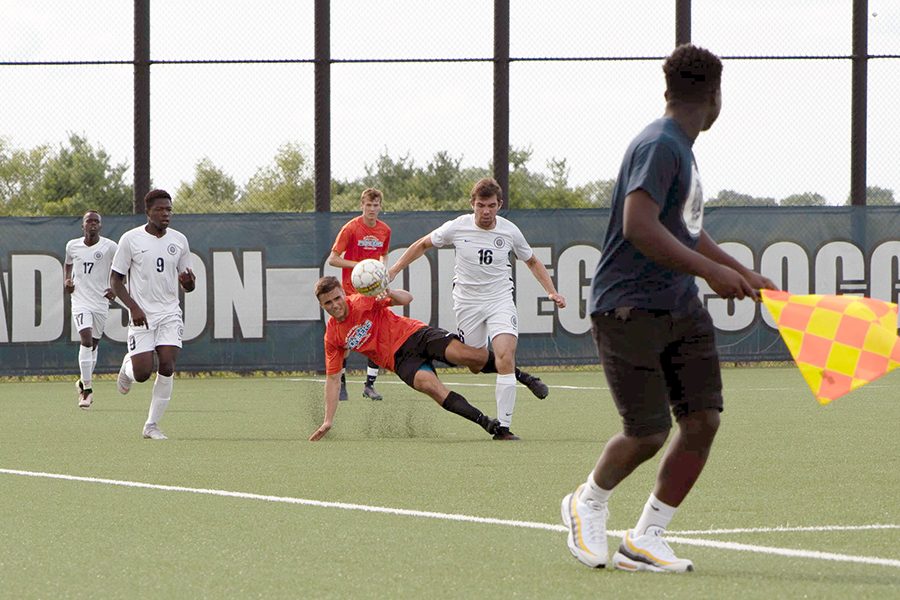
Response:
[78,390,93,409]
[117,354,133,395]
[561,484,608,568]
[612,528,694,573]
[142,423,167,440]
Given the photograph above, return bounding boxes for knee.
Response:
[134,369,153,383]
[627,430,669,459]
[679,409,721,444]
[157,362,176,377]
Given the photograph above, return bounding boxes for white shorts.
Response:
[127,313,184,356]
[453,298,518,348]
[72,307,108,338]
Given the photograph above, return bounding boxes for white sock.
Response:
[146,373,174,426]
[91,347,98,377]
[634,493,678,536]
[123,354,135,382]
[78,345,93,389]
[579,473,613,505]
[495,373,517,427]
[366,366,379,378]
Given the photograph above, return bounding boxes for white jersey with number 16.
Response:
[430,214,533,302]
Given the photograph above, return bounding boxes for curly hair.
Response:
[663,44,722,102]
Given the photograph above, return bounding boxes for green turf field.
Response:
[1,368,898,598]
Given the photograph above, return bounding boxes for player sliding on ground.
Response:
[309,275,505,441]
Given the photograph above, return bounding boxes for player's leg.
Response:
[363,358,383,400]
[615,304,722,573]
[563,308,673,570]
[73,310,95,408]
[339,358,349,401]
[141,316,185,440]
[409,366,498,437]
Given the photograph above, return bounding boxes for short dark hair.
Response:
[314,275,342,299]
[663,44,722,102]
[360,188,383,204]
[144,189,172,208]
[470,177,502,202]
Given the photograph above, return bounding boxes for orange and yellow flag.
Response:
[760,290,900,404]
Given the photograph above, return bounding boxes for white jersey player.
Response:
[64,211,117,409]
[110,189,196,440]
[388,177,566,440]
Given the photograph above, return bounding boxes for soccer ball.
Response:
[351,259,388,297]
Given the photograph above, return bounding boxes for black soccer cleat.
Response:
[362,385,383,401]
[478,416,501,436]
[338,384,349,401]
[518,371,549,399]
[492,426,521,441]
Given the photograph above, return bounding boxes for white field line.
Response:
[287,378,892,392]
[2,468,898,569]
[675,524,900,535]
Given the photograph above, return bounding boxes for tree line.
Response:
[0,134,895,216]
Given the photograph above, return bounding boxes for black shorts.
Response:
[393,326,459,387]
[591,297,723,437]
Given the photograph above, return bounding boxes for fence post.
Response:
[133,0,150,214]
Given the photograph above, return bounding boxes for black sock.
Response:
[481,351,497,374]
[441,391,484,423]
[340,373,346,386]
[366,374,377,387]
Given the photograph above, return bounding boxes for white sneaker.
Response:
[561,484,608,568]
[142,423,167,440]
[117,354,133,395]
[612,528,694,573]
[78,390,93,409]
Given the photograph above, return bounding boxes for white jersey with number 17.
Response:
[430,214,533,302]
[111,226,192,326]
[65,236,118,312]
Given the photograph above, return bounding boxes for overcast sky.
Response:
[1,1,898,205]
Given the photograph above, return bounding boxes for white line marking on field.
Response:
[286,378,888,393]
[287,378,610,390]
[2,468,898,568]
[675,524,900,535]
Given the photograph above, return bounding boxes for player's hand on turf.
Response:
[705,264,757,301]
[548,292,566,309]
[309,422,332,441]
[130,305,149,328]
[104,288,116,301]
[64,278,75,294]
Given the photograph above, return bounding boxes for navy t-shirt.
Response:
[590,117,705,314]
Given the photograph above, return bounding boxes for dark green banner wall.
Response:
[0,207,898,375]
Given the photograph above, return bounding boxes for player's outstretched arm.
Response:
[327,250,357,270]
[523,255,567,308]
[309,372,343,441]
[387,234,433,282]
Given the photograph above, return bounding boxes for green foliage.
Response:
[242,143,315,212]
[174,158,239,213]
[0,134,131,216]
[780,192,827,206]
[706,189,777,207]
[845,185,896,206]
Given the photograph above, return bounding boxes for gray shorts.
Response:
[591,297,723,437]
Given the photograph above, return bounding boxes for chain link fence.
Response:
[1,1,898,215]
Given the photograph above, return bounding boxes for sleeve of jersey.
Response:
[429,219,456,248]
[625,139,678,208]
[382,227,391,256]
[510,225,534,261]
[331,223,352,254]
[64,240,74,265]
[177,234,193,273]
[111,234,131,275]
